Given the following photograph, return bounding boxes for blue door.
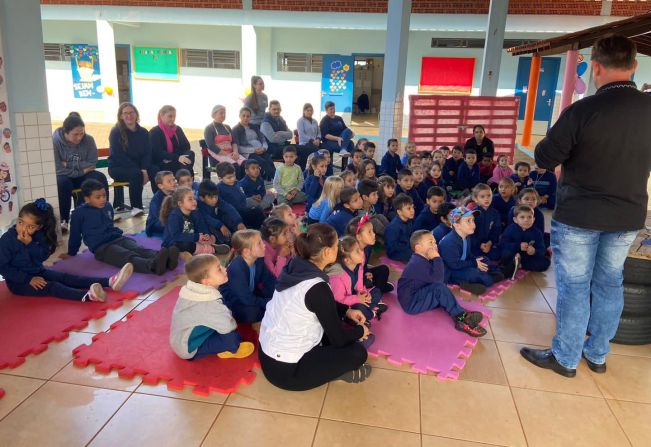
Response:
[321,54,354,113]
[515,57,561,128]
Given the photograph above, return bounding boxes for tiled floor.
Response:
[1,215,651,447]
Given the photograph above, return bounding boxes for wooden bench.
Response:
[71,147,129,204]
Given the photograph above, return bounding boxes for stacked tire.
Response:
[613,257,651,345]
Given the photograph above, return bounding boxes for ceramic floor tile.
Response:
[457,339,508,386]
[313,419,420,447]
[226,371,326,417]
[609,342,651,359]
[135,381,229,404]
[607,399,651,447]
[82,299,143,333]
[529,269,556,288]
[420,376,526,446]
[89,393,220,447]
[0,375,45,420]
[366,354,421,374]
[496,341,602,397]
[486,280,552,313]
[202,406,317,447]
[489,308,556,346]
[0,381,129,447]
[321,368,420,433]
[422,435,502,446]
[592,354,651,403]
[3,331,94,380]
[512,387,629,447]
[51,362,141,392]
[539,288,557,313]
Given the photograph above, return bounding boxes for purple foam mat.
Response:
[367,291,492,380]
[50,235,184,295]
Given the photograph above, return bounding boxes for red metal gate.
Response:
[408,95,519,159]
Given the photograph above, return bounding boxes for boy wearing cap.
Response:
[398,230,487,337]
[384,193,415,263]
[439,206,506,295]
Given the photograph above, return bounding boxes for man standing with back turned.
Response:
[521,35,651,377]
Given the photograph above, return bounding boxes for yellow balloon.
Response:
[243,87,251,97]
[104,86,114,96]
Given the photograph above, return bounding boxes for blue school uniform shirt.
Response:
[196,200,242,234]
[238,175,266,198]
[146,190,167,237]
[308,199,333,223]
[413,207,439,232]
[0,227,50,284]
[423,176,446,192]
[395,184,424,215]
[443,158,464,185]
[510,174,532,193]
[432,223,451,243]
[470,206,501,254]
[492,193,516,227]
[507,206,545,236]
[500,223,546,260]
[379,152,403,179]
[326,206,358,236]
[68,202,123,256]
[162,208,209,248]
[415,181,429,202]
[219,256,276,310]
[384,216,414,263]
[457,162,481,190]
[530,170,557,207]
[397,254,446,312]
[216,182,247,211]
[303,175,323,213]
[439,230,477,273]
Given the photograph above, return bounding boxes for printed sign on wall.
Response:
[0,29,19,228]
[70,44,102,99]
[320,55,354,113]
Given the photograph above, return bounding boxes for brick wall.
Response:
[40,0,243,8]
[612,1,651,17]
[251,0,387,12]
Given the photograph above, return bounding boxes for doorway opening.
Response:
[352,55,383,129]
[115,45,132,104]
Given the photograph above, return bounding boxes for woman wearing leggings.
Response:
[259,224,372,391]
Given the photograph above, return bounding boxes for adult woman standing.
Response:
[243,75,267,127]
[231,107,275,181]
[149,105,195,177]
[464,125,495,161]
[320,101,355,156]
[203,105,246,173]
[53,112,109,231]
[108,102,158,215]
[259,224,372,391]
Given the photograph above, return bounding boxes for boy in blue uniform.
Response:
[196,180,245,244]
[500,205,550,273]
[442,145,464,188]
[146,171,176,237]
[379,138,403,179]
[238,159,275,211]
[395,169,424,215]
[530,166,557,209]
[397,230,486,337]
[384,193,415,263]
[325,187,363,236]
[215,162,265,229]
[511,161,534,193]
[492,177,517,229]
[469,184,501,260]
[414,186,446,231]
[432,202,455,243]
[456,149,481,191]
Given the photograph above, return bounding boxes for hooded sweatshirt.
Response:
[53,128,98,178]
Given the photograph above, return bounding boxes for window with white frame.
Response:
[180,49,240,69]
[277,52,323,73]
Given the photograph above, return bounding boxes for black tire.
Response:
[622,283,651,315]
[612,314,651,345]
[623,257,651,286]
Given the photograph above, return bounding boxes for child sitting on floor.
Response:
[307,176,344,224]
[317,149,334,177]
[401,140,417,165]
[468,184,501,261]
[340,170,356,189]
[0,199,133,302]
[406,155,422,171]
[220,230,276,323]
[457,149,481,191]
[169,254,255,360]
[479,155,496,184]
[346,149,363,174]
[270,203,302,241]
[273,146,306,205]
[358,179,389,237]
[492,177,517,228]
[238,159,275,211]
[160,187,230,256]
[507,188,549,247]
[511,161,534,193]
[380,138,403,179]
[362,141,378,168]
[146,170,176,237]
[432,202,456,243]
[397,230,486,337]
[412,166,428,202]
[384,193,415,263]
[303,154,326,213]
[175,168,198,194]
[529,166,557,209]
[68,179,172,275]
[357,159,377,183]
[215,162,265,229]
[423,162,446,192]
[345,215,394,294]
[261,217,293,278]
[442,145,464,189]
[488,155,513,189]
[196,180,246,245]
[328,236,387,321]
[420,151,433,173]
[326,187,363,236]
[432,148,446,167]
[395,168,424,215]
[375,175,397,221]
[500,205,551,275]
[414,186,446,231]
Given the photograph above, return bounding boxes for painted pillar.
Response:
[378,0,411,159]
[521,53,541,148]
[559,50,578,112]
[0,0,55,225]
[241,25,257,91]
[479,0,509,96]
[96,20,120,121]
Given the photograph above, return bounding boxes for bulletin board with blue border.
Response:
[320,55,354,113]
[133,47,179,81]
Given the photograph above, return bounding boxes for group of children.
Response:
[0,136,556,361]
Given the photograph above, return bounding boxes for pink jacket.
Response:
[263,240,290,278]
[488,166,513,185]
[327,262,368,306]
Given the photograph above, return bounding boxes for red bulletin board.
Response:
[419,57,476,95]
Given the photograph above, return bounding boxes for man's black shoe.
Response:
[520,347,576,378]
[582,353,606,373]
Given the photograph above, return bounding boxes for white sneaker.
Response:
[83,283,106,302]
[338,149,351,157]
[130,207,144,217]
[109,263,133,291]
[60,221,69,233]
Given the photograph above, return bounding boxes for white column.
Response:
[378,0,411,159]
[241,24,257,90]
[96,19,120,121]
[479,0,509,96]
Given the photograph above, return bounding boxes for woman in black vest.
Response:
[149,105,195,177]
[464,125,495,160]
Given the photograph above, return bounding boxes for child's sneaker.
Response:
[375,302,389,320]
[167,246,180,270]
[108,263,133,291]
[212,244,231,256]
[151,248,169,276]
[217,341,255,359]
[336,363,372,384]
[130,207,144,217]
[83,283,106,302]
[454,319,487,337]
[457,311,483,328]
[459,282,486,295]
[60,221,69,234]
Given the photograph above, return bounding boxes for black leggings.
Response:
[108,165,159,209]
[366,264,391,292]
[259,340,367,391]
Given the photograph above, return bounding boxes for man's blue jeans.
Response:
[550,220,637,369]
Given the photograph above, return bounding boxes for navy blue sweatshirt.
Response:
[108,125,152,170]
[146,190,167,237]
[530,170,557,208]
[492,193,516,227]
[443,157,464,185]
[432,222,451,243]
[414,207,439,231]
[395,185,424,215]
[384,216,413,263]
[397,254,446,312]
[0,228,50,284]
[500,223,546,260]
[507,206,545,236]
[238,175,266,198]
[374,200,396,221]
[510,174,532,193]
[219,256,276,310]
[325,205,358,237]
[197,200,242,233]
[379,152,403,179]
[439,230,477,273]
[457,162,480,190]
[216,182,247,211]
[68,203,123,255]
[415,181,429,202]
[303,175,323,213]
[162,208,209,248]
[469,206,501,254]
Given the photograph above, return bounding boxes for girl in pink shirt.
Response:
[488,155,513,188]
[260,217,293,278]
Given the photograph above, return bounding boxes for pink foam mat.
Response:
[49,234,185,295]
[72,287,259,396]
[0,281,138,370]
[367,291,492,380]
[378,255,406,272]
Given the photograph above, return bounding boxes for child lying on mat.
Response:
[397,230,486,337]
[170,254,254,360]
[0,199,133,301]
